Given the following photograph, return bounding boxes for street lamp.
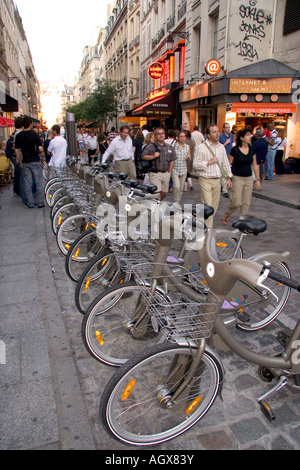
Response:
[8,77,22,88]
[166,31,189,50]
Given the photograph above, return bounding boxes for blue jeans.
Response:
[22,162,44,207]
[265,149,276,180]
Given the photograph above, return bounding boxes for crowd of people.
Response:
[0,117,289,228]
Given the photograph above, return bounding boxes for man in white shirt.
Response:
[102,125,136,179]
[191,126,204,147]
[264,123,278,181]
[47,125,67,171]
[193,124,232,228]
[86,131,98,165]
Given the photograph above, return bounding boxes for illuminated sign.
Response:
[230,78,292,94]
[147,88,169,101]
[205,59,221,76]
[148,62,164,80]
[231,102,297,114]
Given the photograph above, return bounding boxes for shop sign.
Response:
[231,102,297,114]
[147,88,169,101]
[148,62,164,80]
[205,59,221,76]
[230,78,292,94]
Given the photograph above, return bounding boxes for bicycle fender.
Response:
[249,251,290,264]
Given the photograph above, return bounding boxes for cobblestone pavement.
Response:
[46,178,300,451]
[0,174,300,451]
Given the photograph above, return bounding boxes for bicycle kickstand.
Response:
[257,375,288,421]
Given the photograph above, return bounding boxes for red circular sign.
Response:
[148,62,164,80]
[206,59,221,76]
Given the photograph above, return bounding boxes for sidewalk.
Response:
[0,188,96,450]
[0,172,299,450]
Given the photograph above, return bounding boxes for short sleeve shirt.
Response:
[230,146,255,177]
[15,130,42,163]
[142,142,176,172]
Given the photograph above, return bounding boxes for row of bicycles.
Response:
[44,159,300,447]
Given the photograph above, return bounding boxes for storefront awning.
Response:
[231,102,297,114]
[128,92,176,117]
[0,93,19,112]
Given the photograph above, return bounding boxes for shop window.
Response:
[283,0,300,35]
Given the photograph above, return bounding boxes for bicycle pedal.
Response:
[237,311,251,323]
[276,331,290,347]
[259,401,276,422]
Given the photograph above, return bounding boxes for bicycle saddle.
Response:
[232,215,267,235]
[105,172,119,179]
[118,173,128,180]
[136,184,158,194]
[121,180,139,188]
[191,204,214,220]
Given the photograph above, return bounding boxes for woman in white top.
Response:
[172,130,190,203]
[275,129,287,175]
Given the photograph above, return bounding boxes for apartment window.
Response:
[283,0,300,35]
[211,10,219,59]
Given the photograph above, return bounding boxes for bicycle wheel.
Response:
[52,202,78,235]
[82,281,165,366]
[236,261,291,331]
[100,342,222,446]
[43,163,50,180]
[75,248,129,314]
[50,195,72,221]
[50,186,67,208]
[65,229,103,282]
[44,176,60,195]
[56,214,87,256]
[45,181,63,206]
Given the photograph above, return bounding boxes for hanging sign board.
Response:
[148,62,164,80]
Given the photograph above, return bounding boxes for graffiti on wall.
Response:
[227,0,275,71]
[235,0,273,62]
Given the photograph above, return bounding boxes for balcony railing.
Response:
[178,0,187,21]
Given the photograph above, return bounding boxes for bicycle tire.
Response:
[100,342,222,446]
[45,181,63,206]
[43,163,51,180]
[56,213,88,256]
[44,176,60,195]
[50,186,67,209]
[81,281,164,366]
[52,202,78,235]
[50,195,72,221]
[236,261,291,331]
[75,248,129,314]
[65,229,103,282]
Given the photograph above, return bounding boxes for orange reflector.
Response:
[91,223,96,228]
[101,258,108,266]
[201,280,208,285]
[74,248,80,260]
[185,397,202,415]
[121,379,136,401]
[49,194,52,199]
[58,216,62,225]
[95,330,104,346]
[216,242,228,247]
[263,401,271,411]
[84,277,91,291]
[85,223,89,230]
[65,244,70,250]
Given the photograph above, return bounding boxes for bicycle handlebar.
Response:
[266,268,300,292]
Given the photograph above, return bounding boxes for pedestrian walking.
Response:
[47,125,67,178]
[275,129,287,175]
[172,130,190,203]
[107,127,119,144]
[14,116,45,209]
[193,124,232,228]
[222,127,261,225]
[101,125,136,180]
[264,123,278,181]
[191,126,204,147]
[219,122,234,198]
[141,127,176,201]
[5,117,26,203]
[184,130,195,191]
[252,128,268,182]
[86,131,98,165]
[96,133,108,164]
